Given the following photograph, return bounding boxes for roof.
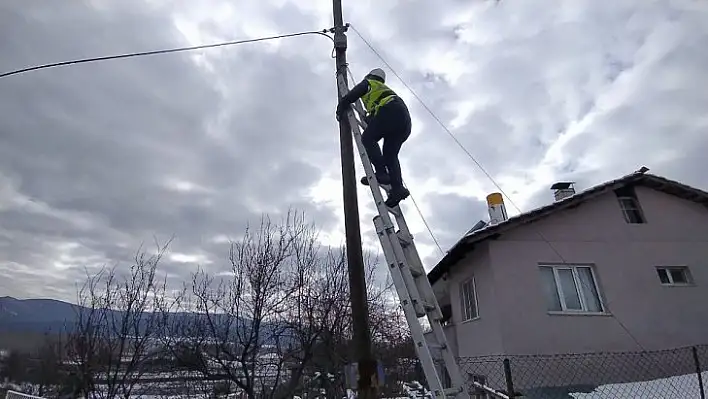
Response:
[427,167,708,285]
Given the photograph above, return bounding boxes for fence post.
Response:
[693,346,705,399]
[503,358,515,398]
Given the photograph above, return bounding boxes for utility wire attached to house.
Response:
[0,21,687,396]
[348,25,686,397]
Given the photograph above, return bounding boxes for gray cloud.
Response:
[345,0,708,269]
[1,0,707,300]
[420,192,489,249]
[0,0,340,299]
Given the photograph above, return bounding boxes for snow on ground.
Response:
[568,370,708,398]
[5,371,707,398]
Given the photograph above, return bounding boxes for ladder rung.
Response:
[373,198,400,216]
[428,343,448,351]
[410,267,424,277]
[414,302,437,318]
[361,174,391,191]
[341,79,471,399]
[396,230,413,246]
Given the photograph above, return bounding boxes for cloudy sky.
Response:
[1,0,707,302]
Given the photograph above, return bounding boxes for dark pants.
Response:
[362,97,412,191]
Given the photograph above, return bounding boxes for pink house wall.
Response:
[436,185,708,358]
[491,186,708,355]
[445,242,505,357]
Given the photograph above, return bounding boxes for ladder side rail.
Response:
[350,90,469,395]
[336,76,389,220]
[372,217,447,399]
[428,314,468,394]
[397,235,470,394]
[340,85,428,316]
[395,228,468,392]
[337,75,446,397]
[349,100,432,282]
[338,75,469,398]
[349,99,405,216]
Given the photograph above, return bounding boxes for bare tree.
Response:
[66,243,169,399]
[293,250,409,398]
[159,210,373,399]
[0,349,28,385]
[271,236,352,398]
[28,333,66,397]
[148,209,418,398]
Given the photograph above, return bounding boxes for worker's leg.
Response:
[380,98,412,207]
[382,117,410,190]
[361,112,390,184]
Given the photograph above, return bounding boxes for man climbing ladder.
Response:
[335,70,473,398]
[336,68,411,208]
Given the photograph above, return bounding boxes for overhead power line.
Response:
[348,24,685,396]
[0,29,334,79]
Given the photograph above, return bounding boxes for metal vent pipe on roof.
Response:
[550,182,576,202]
[486,192,508,225]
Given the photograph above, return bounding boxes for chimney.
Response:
[550,182,575,202]
[486,192,508,225]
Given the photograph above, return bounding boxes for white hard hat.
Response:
[368,68,386,81]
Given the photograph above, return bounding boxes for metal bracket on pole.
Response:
[331,23,350,50]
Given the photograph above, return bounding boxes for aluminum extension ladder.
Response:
[336,74,471,399]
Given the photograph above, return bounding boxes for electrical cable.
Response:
[0,21,686,393]
[348,25,499,196]
[0,30,334,79]
[408,193,445,256]
[348,24,685,396]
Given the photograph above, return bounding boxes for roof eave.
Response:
[427,172,650,285]
[427,171,708,285]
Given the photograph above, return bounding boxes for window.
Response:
[459,277,479,321]
[539,265,605,313]
[657,266,693,286]
[614,186,646,223]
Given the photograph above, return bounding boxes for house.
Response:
[424,167,708,392]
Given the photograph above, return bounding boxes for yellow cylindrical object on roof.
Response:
[486,192,504,206]
[486,192,508,225]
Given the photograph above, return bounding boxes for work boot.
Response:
[360,172,391,186]
[385,187,410,208]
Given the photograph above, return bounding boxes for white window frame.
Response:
[459,277,479,322]
[540,264,606,314]
[617,195,646,223]
[656,266,693,286]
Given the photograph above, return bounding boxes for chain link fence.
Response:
[456,344,708,398]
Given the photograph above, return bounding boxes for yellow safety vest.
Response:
[361,79,397,115]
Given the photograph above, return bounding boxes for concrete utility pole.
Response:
[331,1,379,398]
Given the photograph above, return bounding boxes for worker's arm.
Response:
[336,79,369,118]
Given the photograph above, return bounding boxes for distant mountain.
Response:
[0,296,79,333]
[0,297,286,343]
